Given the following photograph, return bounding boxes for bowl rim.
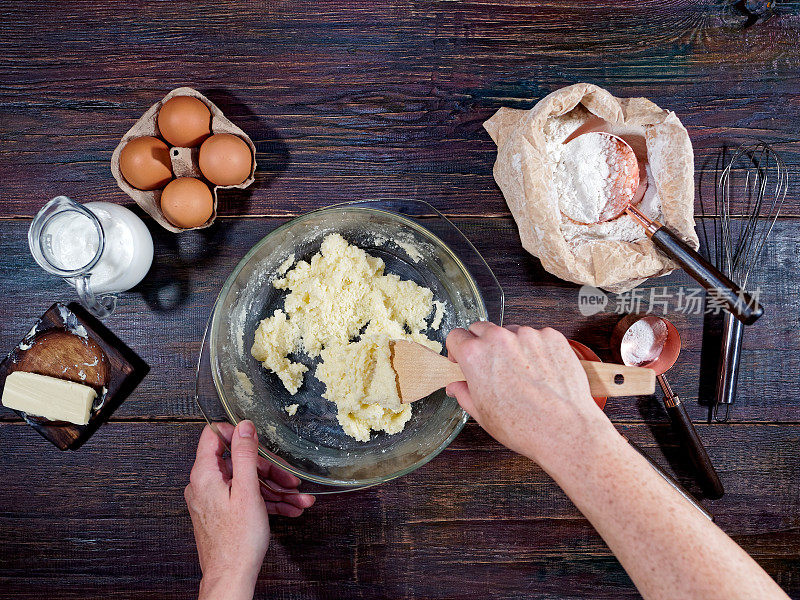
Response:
[208,200,496,487]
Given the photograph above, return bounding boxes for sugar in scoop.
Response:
[620,316,669,367]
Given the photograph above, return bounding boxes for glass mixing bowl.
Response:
[198,200,503,490]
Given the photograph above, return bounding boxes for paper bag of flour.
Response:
[484,83,698,293]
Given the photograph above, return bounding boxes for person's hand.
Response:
[446,323,613,469]
[185,421,315,600]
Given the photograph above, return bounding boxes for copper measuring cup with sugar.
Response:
[564,129,763,325]
[612,314,724,498]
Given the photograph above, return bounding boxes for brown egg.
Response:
[160,177,214,228]
[119,136,173,190]
[157,96,211,147]
[199,133,253,186]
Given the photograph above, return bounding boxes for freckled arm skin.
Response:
[545,422,786,600]
[446,323,789,600]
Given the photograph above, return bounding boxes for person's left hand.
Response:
[185,421,315,600]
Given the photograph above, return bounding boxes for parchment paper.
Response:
[484,83,698,293]
[111,87,257,232]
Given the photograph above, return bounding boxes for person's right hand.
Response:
[446,323,612,467]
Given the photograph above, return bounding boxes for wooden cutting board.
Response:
[0,302,149,450]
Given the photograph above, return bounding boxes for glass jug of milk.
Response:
[29,196,154,318]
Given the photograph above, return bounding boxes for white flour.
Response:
[555,133,616,224]
[543,107,662,244]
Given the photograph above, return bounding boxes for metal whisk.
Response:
[700,141,787,422]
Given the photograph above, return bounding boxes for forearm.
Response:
[534,415,788,600]
[199,573,256,600]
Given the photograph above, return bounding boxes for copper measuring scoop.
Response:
[613,314,724,498]
[563,131,762,325]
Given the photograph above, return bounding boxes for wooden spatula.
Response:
[390,339,655,403]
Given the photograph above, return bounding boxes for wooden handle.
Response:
[439,360,654,398]
[580,360,655,397]
[393,339,655,403]
[650,227,763,325]
[437,360,656,398]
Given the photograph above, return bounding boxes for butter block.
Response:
[2,371,96,425]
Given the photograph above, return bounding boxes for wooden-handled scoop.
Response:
[390,340,655,403]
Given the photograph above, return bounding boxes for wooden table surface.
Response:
[2,1,799,598]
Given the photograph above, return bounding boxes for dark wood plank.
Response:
[1,1,799,217]
[0,421,797,599]
[1,216,797,422]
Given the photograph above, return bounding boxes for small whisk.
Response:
[700,141,787,422]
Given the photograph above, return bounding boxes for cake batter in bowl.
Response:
[203,200,503,489]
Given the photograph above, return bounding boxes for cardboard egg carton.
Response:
[111,87,257,232]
